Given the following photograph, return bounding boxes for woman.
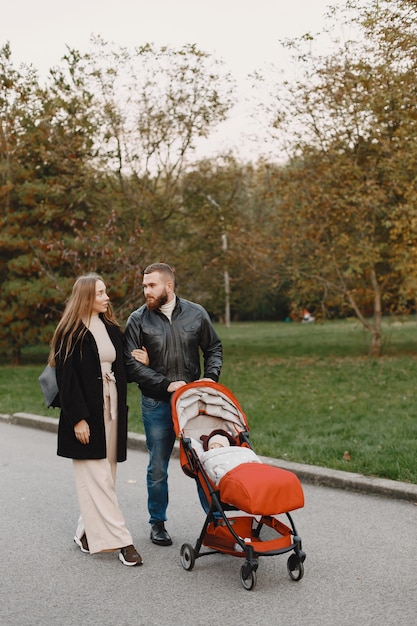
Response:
[50,273,142,566]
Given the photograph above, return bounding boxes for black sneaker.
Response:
[119,544,143,566]
[74,534,89,554]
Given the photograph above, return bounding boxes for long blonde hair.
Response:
[49,273,119,365]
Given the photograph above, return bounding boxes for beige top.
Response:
[87,315,117,420]
[88,315,116,375]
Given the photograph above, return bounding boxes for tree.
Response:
[177,155,279,321]
[0,44,107,362]
[0,41,237,361]
[44,40,237,312]
[258,0,417,355]
[57,39,236,245]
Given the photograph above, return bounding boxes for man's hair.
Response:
[143,263,175,282]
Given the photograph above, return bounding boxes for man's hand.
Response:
[167,381,187,393]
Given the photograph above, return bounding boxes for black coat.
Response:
[56,318,128,461]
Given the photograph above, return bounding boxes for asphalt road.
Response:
[0,421,416,626]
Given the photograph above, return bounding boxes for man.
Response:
[124,263,223,546]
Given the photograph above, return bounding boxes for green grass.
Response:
[1,319,417,483]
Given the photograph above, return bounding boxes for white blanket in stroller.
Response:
[188,437,304,515]
[200,446,261,485]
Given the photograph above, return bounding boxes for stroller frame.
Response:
[172,381,306,591]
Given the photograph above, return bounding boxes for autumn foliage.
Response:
[2,1,417,361]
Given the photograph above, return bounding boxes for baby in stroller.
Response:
[200,429,261,485]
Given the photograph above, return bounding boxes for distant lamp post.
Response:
[206,195,231,327]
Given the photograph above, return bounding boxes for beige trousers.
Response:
[73,375,132,554]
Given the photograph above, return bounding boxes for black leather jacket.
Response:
[124,297,222,401]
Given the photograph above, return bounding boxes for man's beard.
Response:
[146,291,168,310]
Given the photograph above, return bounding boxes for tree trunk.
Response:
[368,269,382,357]
[345,268,382,357]
[369,323,382,357]
[11,347,21,365]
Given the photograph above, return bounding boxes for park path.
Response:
[0,421,416,626]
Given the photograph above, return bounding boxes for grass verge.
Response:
[1,319,416,483]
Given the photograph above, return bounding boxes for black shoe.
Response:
[150,522,172,546]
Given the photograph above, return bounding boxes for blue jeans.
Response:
[141,395,176,525]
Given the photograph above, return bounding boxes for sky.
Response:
[2,0,346,159]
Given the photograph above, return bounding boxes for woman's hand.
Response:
[132,346,150,366]
[74,419,90,444]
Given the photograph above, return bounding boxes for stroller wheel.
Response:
[240,564,257,591]
[287,553,305,581]
[180,543,195,571]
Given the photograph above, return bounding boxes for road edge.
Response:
[1,411,416,504]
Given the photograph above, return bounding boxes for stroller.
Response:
[171,380,306,591]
